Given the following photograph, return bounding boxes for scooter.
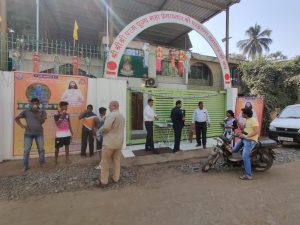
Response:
[202,133,277,172]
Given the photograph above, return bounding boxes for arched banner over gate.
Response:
[104,11,231,89]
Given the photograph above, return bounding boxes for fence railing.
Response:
[0,32,103,74]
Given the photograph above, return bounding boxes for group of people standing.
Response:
[144,99,259,180]
[73,101,125,187]
[15,98,125,187]
[15,96,259,183]
[144,100,211,154]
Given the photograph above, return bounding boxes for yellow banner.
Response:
[73,20,79,41]
[13,72,88,156]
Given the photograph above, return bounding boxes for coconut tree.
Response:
[237,24,272,60]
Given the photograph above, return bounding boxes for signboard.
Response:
[104,10,231,89]
[118,48,148,78]
[235,97,264,136]
[13,72,88,156]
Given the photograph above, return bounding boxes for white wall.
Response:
[226,88,238,111]
[96,78,127,149]
[0,72,14,162]
[87,78,98,113]
[0,74,127,161]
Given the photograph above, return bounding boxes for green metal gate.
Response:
[127,87,226,145]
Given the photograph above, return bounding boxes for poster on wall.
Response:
[118,48,148,78]
[13,72,88,156]
[235,97,264,136]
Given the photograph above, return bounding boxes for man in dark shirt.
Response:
[79,104,97,157]
[15,98,47,172]
[170,100,185,153]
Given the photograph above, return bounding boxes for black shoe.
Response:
[145,147,151,151]
[196,144,201,147]
[203,145,207,149]
[153,149,159,154]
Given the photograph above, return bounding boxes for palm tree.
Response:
[237,24,272,60]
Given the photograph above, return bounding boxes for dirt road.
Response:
[1,157,300,225]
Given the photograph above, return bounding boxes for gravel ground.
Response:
[0,165,137,201]
[0,145,299,201]
[273,147,300,164]
[177,146,300,173]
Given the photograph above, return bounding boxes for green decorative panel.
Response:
[127,87,226,145]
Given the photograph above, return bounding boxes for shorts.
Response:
[55,136,71,148]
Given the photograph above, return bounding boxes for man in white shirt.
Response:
[192,101,211,149]
[144,99,159,154]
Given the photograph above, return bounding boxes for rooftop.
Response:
[7,0,240,49]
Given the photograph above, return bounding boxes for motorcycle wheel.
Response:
[253,151,274,172]
[202,155,217,172]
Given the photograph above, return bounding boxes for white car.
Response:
[268,104,300,143]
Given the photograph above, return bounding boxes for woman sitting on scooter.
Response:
[223,110,238,141]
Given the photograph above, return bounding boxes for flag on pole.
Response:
[73,20,79,41]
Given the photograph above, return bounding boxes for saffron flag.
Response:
[73,20,79,41]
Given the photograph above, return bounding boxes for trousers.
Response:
[100,146,122,184]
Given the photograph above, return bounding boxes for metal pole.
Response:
[36,0,39,53]
[106,0,109,47]
[225,7,229,61]
[108,0,114,47]
[73,39,75,56]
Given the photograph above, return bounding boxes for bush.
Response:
[238,57,300,133]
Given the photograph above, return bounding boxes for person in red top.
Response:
[54,101,73,164]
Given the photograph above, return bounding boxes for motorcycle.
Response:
[202,133,277,172]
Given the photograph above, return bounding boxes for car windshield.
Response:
[279,106,300,118]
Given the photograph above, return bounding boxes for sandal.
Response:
[239,175,253,180]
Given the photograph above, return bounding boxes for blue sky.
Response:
[189,0,300,59]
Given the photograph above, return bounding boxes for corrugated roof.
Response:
[7,0,240,49]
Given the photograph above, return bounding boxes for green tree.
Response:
[237,24,272,60]
[238,57,300,133]
[267,51,287,61]
[229,53,246,61]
